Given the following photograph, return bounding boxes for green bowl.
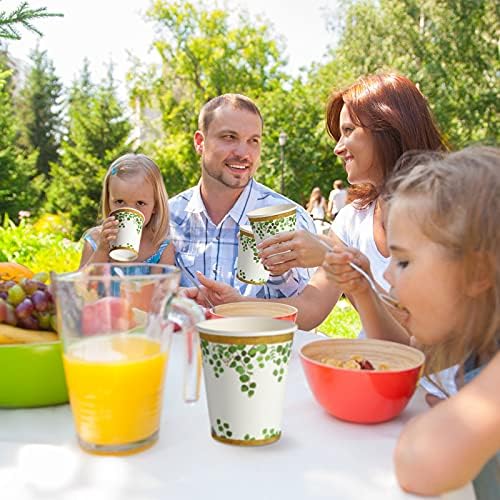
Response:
[0,340,69,408]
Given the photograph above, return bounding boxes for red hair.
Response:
[326,73,447,206]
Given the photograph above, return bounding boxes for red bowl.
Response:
[300,338,425,424]
[208,301,297,323]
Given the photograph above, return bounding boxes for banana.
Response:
[0,323,58,344]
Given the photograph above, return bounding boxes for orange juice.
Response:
[63,335,167,453]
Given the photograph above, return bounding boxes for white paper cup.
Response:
[196,317,297,446]
[246,204,297,244]
[236,225,269,285]
[109,208,145,262]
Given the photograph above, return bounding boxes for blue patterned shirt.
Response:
[169,179,316,298]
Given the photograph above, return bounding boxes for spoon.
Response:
[176,258,216,309]
[316,237,407,312]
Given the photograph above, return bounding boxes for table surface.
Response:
[0,331,475,500]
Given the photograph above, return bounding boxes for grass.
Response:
[316,298,361,338]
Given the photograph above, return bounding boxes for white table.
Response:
[0,331,475,500]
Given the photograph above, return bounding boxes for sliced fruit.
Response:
[0,262,34,282]
[81,297,136,336]
[0,323,58,344]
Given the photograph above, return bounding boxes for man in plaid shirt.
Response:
[169,93,316,299]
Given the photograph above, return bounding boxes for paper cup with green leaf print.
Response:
[236,225,269,285]
[247,203,297,244]
[109,208,145,262]
[196,317,297,446]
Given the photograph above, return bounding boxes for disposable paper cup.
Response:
[109,208,145,262]
[236,225,269,285]
[196,317,297,446]
[246,204,297,244]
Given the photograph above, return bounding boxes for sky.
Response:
[2,0,336,99]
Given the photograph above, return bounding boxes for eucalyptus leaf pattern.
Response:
[115,210,144,235]
[240,233,260,263]
[243,428,281,441]
[201,339,293,398]
[215,418,233,438]
[251,213,296,241]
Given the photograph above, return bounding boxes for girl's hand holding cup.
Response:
[97,216,119,252]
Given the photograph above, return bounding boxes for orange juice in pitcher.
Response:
[63,335,167,454]
[53,263,205,455]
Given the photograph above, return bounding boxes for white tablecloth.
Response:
[0,331,475,500]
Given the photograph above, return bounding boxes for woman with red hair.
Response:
[191,73,447,334]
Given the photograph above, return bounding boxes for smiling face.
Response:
[195,104,262,192]
[383,195,466,345]
[108,173,156,226]
[333,105,383,187]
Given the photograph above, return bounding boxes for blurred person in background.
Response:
[327,179,348,220]
[306,186,329,234]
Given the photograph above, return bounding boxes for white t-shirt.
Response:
[332,201,390,291]
[310,203,325,220]
[328,189,348,214]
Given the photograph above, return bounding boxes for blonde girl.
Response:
[306,186,329,233]
[382,146,499,498]
[79,153,174,268]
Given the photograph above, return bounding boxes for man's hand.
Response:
[258,230,329,275]
[187,272,243,307]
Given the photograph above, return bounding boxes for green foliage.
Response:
[17,47,63,181]
[317,298,361,338]
[0,64,39,221]
[0,0,495,227]
[0,2,62,40]
[46,62,132,239]
[130,0,290,196]
[0,214,81,274]
[317,0,500,148]
[258,80,346,204]
[128,1,349,203]
[0,2,63,40]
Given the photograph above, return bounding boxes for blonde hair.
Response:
[386,146,500,376]
[101,153,170,247]
[306,187,323,211]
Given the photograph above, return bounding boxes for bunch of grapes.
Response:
[0,272,57,331]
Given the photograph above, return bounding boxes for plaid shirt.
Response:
[169,179,316,298]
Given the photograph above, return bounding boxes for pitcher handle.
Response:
[164,295,206,403]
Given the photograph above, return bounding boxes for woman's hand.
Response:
[322,246,373,297]
[257,230,330,275]
[97,216,119,252]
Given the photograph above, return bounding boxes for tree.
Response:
[258,79,345,205]
[46,62,132,238]
[17,47,63,179]
[0,66,37,220]
[318,0,499,147]
[0,2,62,40]
[129,0,289,196]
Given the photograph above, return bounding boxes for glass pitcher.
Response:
[52,263,205,455]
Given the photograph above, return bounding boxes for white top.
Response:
[0,332,474,500]
[310,203,326,220]
[332,201,390,291]
[328,188,348,213]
